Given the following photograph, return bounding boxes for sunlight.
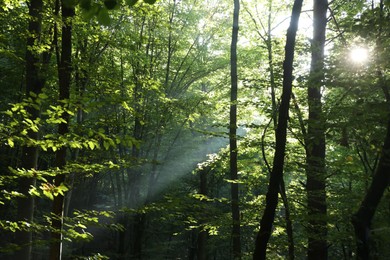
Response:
[349,46,369,64]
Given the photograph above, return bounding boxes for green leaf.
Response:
[121,101,132,111]
[104,0,117,9]
[56,183,69,196]
[29,187,41,197]
[76,223,87,229]
[38,93,48,99]
[88,141,95,150]
[143,0,157,4]
[43,190,54,200]
[97,8,111,26]
[4,110,12,116]
[81,6,96,20]
[126,0,138,6]
[63,0,78,8]
[7,138,14,148]
[80,0,91,10]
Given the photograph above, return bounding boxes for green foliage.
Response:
[78,0,158,25]
[143,0,157,4]
[126,0,139,6]
[0,0,389,258]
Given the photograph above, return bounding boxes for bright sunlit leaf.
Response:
[7,138,14,148]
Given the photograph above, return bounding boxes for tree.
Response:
[351,1,390,258]
[253,0,303,258]
[242,1,295,258]
[352,116,390,259]
[49,1,75,259]
[1,0,390,258]
[15,0,48,258]
[306,0,328,258]
[230,0,241,258]
[197,165,209,260]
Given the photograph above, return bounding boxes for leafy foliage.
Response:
[0,0,389,258]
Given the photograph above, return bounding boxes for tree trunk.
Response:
[253,0,303,258]
[280,180,295,260]
[306,0,328,259]
[197,167,208,260]
[230,0,241,258]
[128,20,146,258]
[352,115,390,259]
[266,2,295,258]
[49,2,74,259]
[15,0,44,258]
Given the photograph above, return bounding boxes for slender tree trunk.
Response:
[266,2,295,258]
[130,45,147,260]
[49,2,74,259]
[197,167,208,260]
[230,0,241,258]
[128,77,145,259]
[15,0,44,258]
[128,18,146,257]
[266,1,277,121]
[306,0,328,259]
[253,0,303,258]
[280,180,295,260]
[116,56,127,258]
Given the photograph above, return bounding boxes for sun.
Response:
[349,46,369,64]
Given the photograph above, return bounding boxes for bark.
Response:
[253,0,303,258]
[352,117,390,259]
[15,0,44,258]
[267,2,295,258]
[280,180,295,260]
[49,2,74,259]
[306,0,328,259]
[230,0,241,258]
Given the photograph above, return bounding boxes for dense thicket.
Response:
[0,0,389,259]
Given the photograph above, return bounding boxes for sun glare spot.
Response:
[349,47,369,64]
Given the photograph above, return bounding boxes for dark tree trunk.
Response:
[49,2,74,259]
[280,180,295,260]
[306,0,328,259]
[15,0,44,258]
[253,0,303,258]
[352,117,390,259]
[230,0,241,258]
[266,3,295,258]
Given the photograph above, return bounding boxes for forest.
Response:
[0,0,389,259]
